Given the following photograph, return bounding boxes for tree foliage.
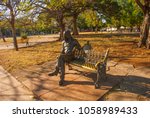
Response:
[0,0,148,49]
[0,0,33,50]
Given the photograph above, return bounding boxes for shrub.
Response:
[21,32,27,39]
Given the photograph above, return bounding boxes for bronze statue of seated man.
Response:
[48,30,81,85]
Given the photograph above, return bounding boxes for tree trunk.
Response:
[130,27,133,32]
[94,25,98,33]
[0,28,6,42]
[137,25,141,32]
[135,0,150,49]
[59,19,65,41]
[10,9,18,51]
[138,12,150,48]
[59,24,65,41]
[57,13,65,41]
[11,24,18,51]
[146,36,150,49]
[2,35,6,42]
[72,14,79,35]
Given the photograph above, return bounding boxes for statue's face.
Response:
[64,30,71,41]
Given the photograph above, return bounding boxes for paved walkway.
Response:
[0,66,34,100]
[0,61,150,101]
[105,62,150,101]
[0,35,58,50]
[12,61,121,101]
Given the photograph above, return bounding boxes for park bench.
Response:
[69,48,110,89]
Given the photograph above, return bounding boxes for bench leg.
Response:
[102,64,107,81]
[95,64,101,89]
[95,64,107,89]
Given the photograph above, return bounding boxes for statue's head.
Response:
[64,30,72,42]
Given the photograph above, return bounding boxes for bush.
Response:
[21,32,27,39]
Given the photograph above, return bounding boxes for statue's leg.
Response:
[59,55,65,86]
[48,55,62,76]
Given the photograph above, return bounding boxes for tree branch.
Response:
[34,3,51,12]
[135,0,145,11]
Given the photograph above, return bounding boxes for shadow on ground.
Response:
[0,66,33,101]
[12,61,150,101]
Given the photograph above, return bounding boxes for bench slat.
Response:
[69,48,109,89]
[71,48,109,70]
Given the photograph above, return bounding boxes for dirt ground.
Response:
[0,32,150,73]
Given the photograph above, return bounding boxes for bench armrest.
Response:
[95,48,110,68]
